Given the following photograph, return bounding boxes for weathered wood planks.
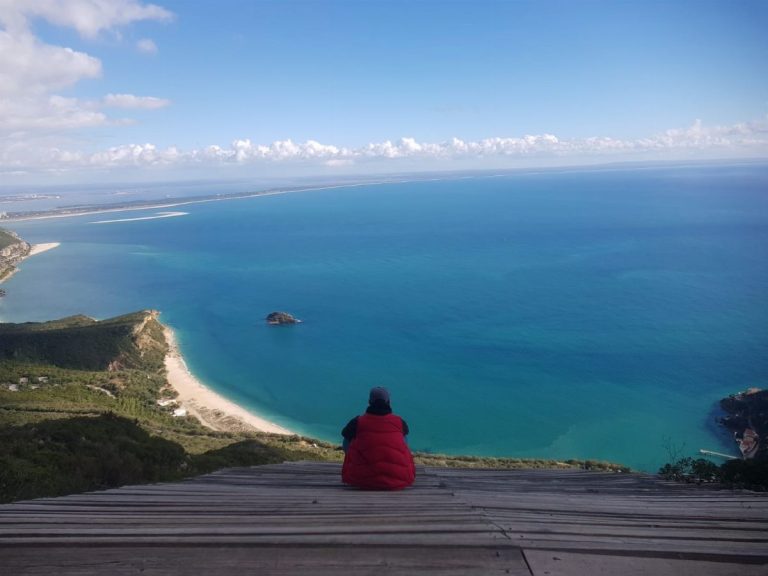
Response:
[0,462,766,575]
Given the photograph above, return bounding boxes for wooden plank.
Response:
[0,533,517,546]
[0,544,532,576]
[480,512,768,531]
[523,549,768,576]
[1,462,766,576]
[488,521,768,542]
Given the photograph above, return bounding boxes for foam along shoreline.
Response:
[163,327,293,435]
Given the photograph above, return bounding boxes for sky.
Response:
[1,0,767,185]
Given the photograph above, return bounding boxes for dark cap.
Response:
[369,386,390,406]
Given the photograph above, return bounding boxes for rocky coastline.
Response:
[0,228,31,284]
[719,388,768,460]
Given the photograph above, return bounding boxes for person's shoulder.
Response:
[393,414,410,434]
[341,415,360,438]
[343,415,360,428]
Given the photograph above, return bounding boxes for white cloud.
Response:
[0,0,173,38]
[0,28,101,96]
[0,1,172,138]
[89,142,180,166]
[103,93,170,109]
[136,38,158,54]
[1,112,767,178]
[3,117,766,176]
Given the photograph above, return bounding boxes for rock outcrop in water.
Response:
[266,311,301,325]
[719,388,768,460]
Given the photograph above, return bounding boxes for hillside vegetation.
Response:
[0,228,31,282]
[0,228,24,251]
[0,310,167,370]
[1,310,628,503]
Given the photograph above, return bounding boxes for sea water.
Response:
[3,163,767,471]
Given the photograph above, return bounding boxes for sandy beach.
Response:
[163,326,293,435]
[28,242,61,256]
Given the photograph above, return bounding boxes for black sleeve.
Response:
[401,418,409,436]
[341,416,359,440]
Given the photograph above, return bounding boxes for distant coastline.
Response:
[2,159,765,224]
[0,180,395,223]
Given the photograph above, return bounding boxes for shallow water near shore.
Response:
[3,164,767,471]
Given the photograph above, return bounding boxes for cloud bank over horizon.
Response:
[3,117,768,180]
[3,114,768,171]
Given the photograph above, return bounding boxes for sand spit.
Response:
[28,242,61,256]
[91,211,188,224]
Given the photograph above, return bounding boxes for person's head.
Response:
[368,386,391,409]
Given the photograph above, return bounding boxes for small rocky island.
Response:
[719,387,767,460]
[265,311,301,325]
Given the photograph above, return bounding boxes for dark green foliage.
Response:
[0,311,167,371]
[0,414,188,502]
[658,457,721,483]
[658,457,767,490]
[188,440,287,474]
[719,459,768,489]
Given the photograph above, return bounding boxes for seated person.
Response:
[341,387,415,490]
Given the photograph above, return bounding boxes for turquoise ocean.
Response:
[2,163,767,471]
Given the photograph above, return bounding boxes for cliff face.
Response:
[0,310,168,372]
[0,228,31,282]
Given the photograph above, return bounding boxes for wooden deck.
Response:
[1,462,766,575]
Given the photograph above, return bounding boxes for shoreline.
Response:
[0,182,387,223]
[162,326,294,436]
[0,242,61,285]
[0,172,508,224]
[28,242,61,257]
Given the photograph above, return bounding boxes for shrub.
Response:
[658,457,767,490]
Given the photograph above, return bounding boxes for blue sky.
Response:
[1,0,767,183]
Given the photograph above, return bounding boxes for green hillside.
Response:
[0,310,167,370]
[0,311,343,502]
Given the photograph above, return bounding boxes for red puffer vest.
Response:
[342,413,416,490]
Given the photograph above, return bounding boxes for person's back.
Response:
[341,387,415,490]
